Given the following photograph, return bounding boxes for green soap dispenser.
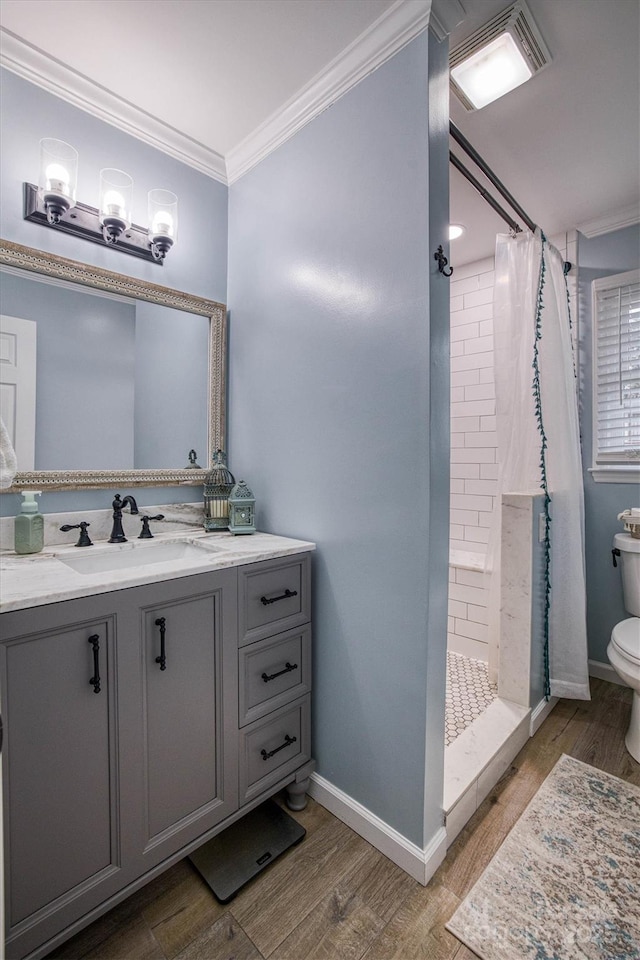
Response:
[15,491,44,555]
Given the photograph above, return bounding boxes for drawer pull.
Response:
[88,635,101,694]
[261,734,297,761]
[260,588,298,606]
[261,661,298,683]
[155,617,167,671]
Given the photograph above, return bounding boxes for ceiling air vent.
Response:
[450,0,552,111]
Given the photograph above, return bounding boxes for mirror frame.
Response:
[0,239,226,491]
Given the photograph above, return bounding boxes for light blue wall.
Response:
[0,67,227,514]
[578,224,640,662]
[423,29,450,840]
[227,31,449,847]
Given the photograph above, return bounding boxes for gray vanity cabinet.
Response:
[0,596,126,958]
[0,552,312,960]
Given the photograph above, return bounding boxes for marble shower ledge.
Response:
[0,531,315,613]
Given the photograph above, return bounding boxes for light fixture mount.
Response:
[23,182,162,265]
[43,193,71,226]
[450,0,551,111]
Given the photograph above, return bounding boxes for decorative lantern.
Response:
[228,480,256,535]
[203,450,235,530]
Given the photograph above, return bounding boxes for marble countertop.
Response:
[0,531,315,613]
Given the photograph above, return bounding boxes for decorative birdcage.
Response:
[228,480,256,535]
[203,449,235,530]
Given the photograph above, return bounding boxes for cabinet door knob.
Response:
[88,635,101,693]
[155,617,167,670]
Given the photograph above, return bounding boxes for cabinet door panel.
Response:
[140,586,234,856]
[3,618,118,928]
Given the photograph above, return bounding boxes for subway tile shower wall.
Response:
[447,234,576,665]
[450,256,497,557]
[448,233,576,559]
[448,561,489,661]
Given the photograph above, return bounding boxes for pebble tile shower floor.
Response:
[445,651,498,747]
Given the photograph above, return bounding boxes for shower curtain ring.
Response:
[434,245,453,277]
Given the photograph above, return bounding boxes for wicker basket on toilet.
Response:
[618,509,640,539]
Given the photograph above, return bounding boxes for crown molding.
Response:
[577,203,640,239]
[0,28,227,184]
[430,0,466,42]
[1,2,433,189]
[225,0,432,184]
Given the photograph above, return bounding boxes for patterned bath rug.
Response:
[446,754,640,960]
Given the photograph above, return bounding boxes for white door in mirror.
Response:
[0,314,36,471]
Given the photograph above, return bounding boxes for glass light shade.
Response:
[38,139,78,220]
[148,189,178,242]
[148,189,178,260]
[99,168,133,229]
[451,32,533,110]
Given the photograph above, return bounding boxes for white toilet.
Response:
[608,532,640,763]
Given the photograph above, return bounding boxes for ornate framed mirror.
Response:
[0,239,226,491]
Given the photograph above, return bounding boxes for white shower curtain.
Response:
[488,229,590,700]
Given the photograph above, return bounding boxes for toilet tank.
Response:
[614,533,640,616]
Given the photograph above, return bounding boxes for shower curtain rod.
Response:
[449,120,538,234]
[449,151,522,234]
[449,121,571,275]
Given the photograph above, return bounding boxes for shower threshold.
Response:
[443,697,531,847]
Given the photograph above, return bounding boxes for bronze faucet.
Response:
[109,494,139,543]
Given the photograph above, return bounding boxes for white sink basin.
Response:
[56,539,221,576]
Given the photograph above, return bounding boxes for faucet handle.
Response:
[60,522,93,547]
[138,514,165,539]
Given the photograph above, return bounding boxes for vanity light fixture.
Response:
[148,189,178,262]
[24,140,179,265]
[38,138,78,225]
[449,0,551,111]
[99,168,133,245]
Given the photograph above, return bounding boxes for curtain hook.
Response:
[434,245,453,277]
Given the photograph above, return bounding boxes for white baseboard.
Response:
[529,696,558,736]
[308,773,447,886]
[589,659,628,686]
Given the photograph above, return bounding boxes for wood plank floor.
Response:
[46,679,638,960]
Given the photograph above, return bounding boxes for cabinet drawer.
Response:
[239,625,311,726]
[239,696,310,804]
[238,554,311,646]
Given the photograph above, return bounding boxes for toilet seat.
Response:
[611,618,640,665]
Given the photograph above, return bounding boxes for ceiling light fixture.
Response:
[25,139,178,264]
[449,224,465,241]
[450,0,551,111]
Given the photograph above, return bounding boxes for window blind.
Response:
[593,269,640,464]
